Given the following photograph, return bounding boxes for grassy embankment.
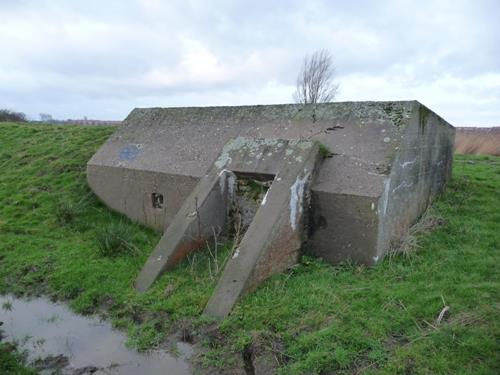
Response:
[0,123,499,374]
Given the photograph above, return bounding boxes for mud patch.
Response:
[33,354,69,372]
[242,332,284,375]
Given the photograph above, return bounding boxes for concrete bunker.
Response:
[87,101,455,318]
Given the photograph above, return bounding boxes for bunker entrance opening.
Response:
[228,173,273,243]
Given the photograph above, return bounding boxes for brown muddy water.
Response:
[0,295,192,374]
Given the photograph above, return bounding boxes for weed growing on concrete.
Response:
[318,143,333,158]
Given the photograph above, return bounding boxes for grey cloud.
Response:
[0,0,498,125]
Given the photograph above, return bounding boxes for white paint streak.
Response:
[380,178,391,216]
[232,248,240,259]
[227,172,236,202]
[289,172,310,231]
[392,181,414,193]
[218,169,231,194]
[261,190,269,206]
[400,158,417,168]
[216,169,236,202]
[217,168,231,177]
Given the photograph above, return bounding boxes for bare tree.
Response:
[39,113,54,123]
[294,49,339,104]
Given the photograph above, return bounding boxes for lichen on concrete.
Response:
[215,138,284,169]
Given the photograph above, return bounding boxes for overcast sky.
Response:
[1,0,499,126]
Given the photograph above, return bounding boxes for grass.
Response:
[0,343,36,375]
[94,221,140,257]
[0,122,499,374]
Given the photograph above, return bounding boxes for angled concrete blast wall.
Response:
[133,138,321,317]
[87,101,455,272]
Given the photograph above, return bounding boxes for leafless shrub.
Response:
[39,113,54,123]
[294,49,339,104]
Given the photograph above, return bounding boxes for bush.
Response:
[95,221,139,257]
[0,109,27,122]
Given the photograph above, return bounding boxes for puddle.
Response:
[0,295,192,374]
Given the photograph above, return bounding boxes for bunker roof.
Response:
[88,101,451,198]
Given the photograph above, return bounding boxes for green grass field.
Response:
[1,123,499,374]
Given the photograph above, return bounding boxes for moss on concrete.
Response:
[127,101,417,128]
[419,104,430,133]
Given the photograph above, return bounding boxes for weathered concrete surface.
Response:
[134,138,321,317]
[375,106,455,259]
[87,101,455,271]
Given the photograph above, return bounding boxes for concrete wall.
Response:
[307,191,380,265]
[376,103,455,258]
[87,164,198,231]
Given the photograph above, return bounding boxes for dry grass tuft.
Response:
[390,213,445,256]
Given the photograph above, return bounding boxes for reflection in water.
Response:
[0,295,192,374]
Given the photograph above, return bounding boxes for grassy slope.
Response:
[0,123,499,374]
